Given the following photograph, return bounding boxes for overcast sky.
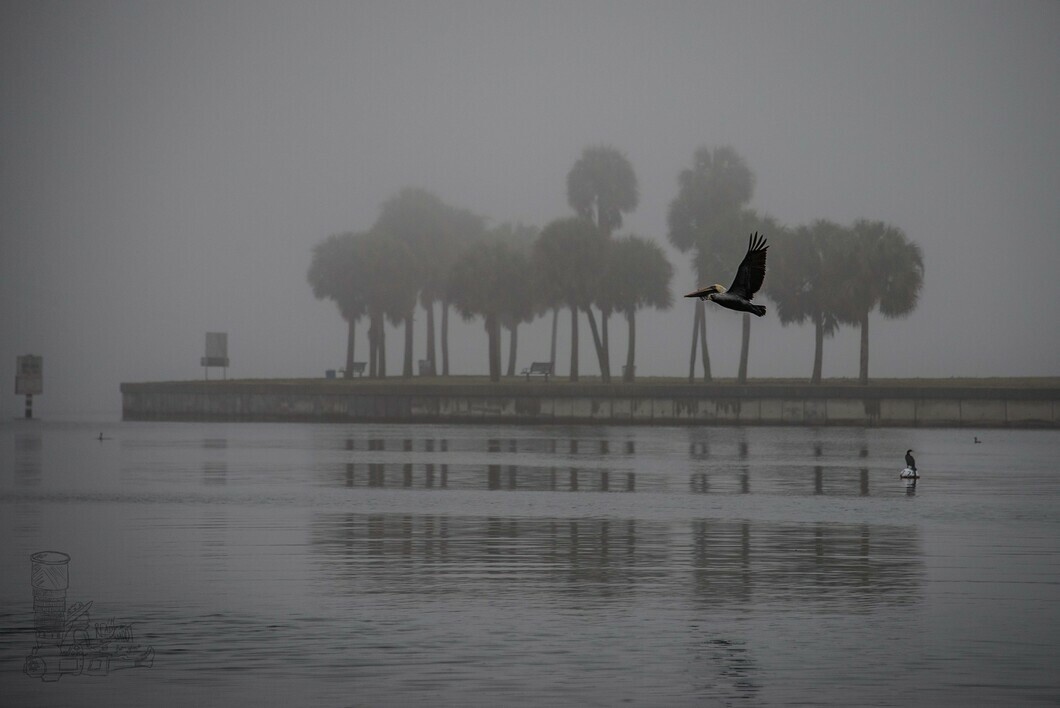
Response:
[2,0,1058,416]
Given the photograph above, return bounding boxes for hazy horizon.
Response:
[3,1,1059,417]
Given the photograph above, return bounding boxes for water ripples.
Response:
[1,420,1057,706]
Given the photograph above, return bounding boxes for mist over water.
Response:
[2,1,1060,416]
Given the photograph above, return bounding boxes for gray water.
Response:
[1,420,1058,707]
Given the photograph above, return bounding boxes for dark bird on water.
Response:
[905,449,917,471]
[685,232,769,316]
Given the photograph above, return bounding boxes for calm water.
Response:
[1,419,1058,706]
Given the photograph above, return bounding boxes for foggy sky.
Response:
[2,0,1058,416]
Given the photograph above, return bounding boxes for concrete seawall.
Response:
[120,380,1059,428]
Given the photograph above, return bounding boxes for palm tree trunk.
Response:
[368,315,378,378]
[550,307,558,368]
[859,311,870,385]
[425,300,436,372]
[344,318,356,379]
[584,306,609,383]
[441,299,450,376]
[378,319,387,377]
[688,307,700,382]
[370,311,386,378]
[486,314,500,382]
[698,301,712,382]
[737,313,750,384]
[569,303,579,382]
[624,310,636,382]
[403,314,414,378]
[601,311,611,382]
[812,315,824,384]
[506,324,518,377]
[493,319,502,381]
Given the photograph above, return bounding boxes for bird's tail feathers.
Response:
[751,304,766,317]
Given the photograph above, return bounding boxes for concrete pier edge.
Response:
[121,379,1059,428]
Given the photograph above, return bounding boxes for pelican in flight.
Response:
[685,233,769,316]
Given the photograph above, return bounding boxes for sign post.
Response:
[15,355,43,419]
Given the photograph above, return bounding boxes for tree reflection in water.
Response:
[332,431,903,497]
[312,513,922,610]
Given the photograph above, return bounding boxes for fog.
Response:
[2,0,1058,417]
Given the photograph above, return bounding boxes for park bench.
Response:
[347,362,366,377]
[521,361,553,382]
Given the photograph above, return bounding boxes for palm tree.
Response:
[667,146,756,382]
[489,223,540,376]
[533,217,608,382]
[500,256,537,378]
[374,188,484,377]
[605,235,674,381]
[567,146,639,382]
[567,145,639,238]
[539,297,564,374]
[307,232,368,378]
[449,239,527,381]
[437,204,486,375]
[842,220,925,384]
[580,238,616,382]
[373,188,437,376]
[588,242,619,382]
[358,231,417,378]
[765,221,847,383]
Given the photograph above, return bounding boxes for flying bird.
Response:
[905,449,917,471]
[685,233,769,316]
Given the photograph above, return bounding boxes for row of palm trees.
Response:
[665,146,925,385]
[308,145,923,385]
[766,219,924,384]
[307,171,673,383]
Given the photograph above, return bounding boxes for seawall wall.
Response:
[120,381,1059,428]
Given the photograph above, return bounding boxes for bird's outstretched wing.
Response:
[727,232,768,300]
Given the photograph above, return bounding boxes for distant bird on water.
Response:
[685,233,769,316]
[905,449,917,472]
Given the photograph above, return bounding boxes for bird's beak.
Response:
[685,285,718,298]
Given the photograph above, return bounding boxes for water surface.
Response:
[2,420,1058,706]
